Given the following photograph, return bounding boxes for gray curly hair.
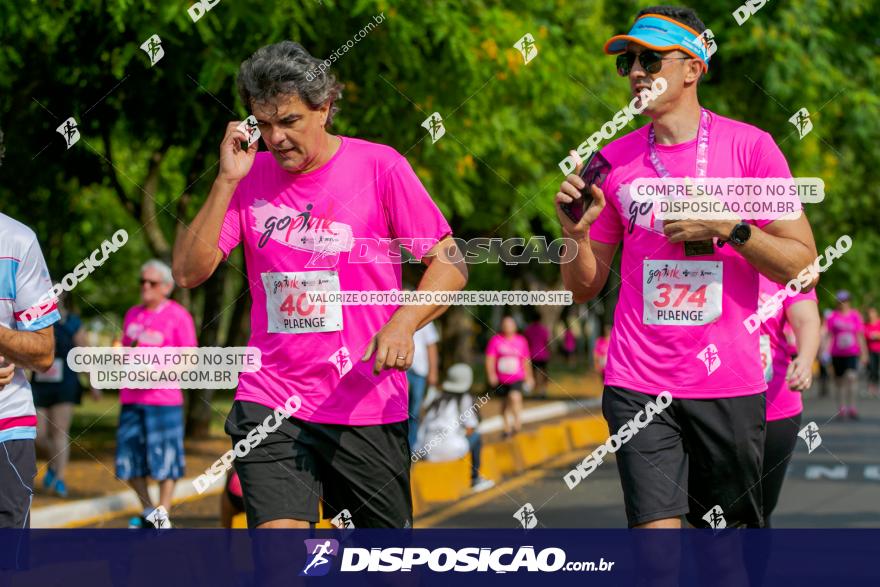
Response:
[237,41,344,128]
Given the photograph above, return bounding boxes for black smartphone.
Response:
[559,151,611,223]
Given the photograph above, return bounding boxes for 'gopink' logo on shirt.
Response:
[252,200,353,254]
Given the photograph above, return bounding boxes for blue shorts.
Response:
[115,404,185,481]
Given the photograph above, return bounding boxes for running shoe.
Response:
[849,407,859,420]
[127,516,149,529]
[145,506,173,529]
[471,477,496,493]
[53,478,68,498]
[42,468,56,490]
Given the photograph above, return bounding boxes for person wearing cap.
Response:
[414,363,495,493]
[555,4,818,532]
[825,290,866,419]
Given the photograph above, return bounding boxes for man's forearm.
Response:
[0,327,54,371]
[392,238,468,330]
[731,226,817,287]
[394,257,467,330]
[790,311,820,366]
[561,234,601,303]
[172,178,237,288]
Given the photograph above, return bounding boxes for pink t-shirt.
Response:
[758,276,816,421]
[218,137,452,425]
[486,334,529,384]
[120,300,197,405]
[590,111,797,399]
[827,310,863,357]
[865,321,880,353]
[523,322,550,361]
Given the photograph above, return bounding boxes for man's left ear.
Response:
[686,60,704,84]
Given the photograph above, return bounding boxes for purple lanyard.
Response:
[646,109,710,231]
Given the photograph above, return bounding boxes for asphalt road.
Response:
[88,392,880,529]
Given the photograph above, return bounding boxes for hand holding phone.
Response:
[558,151,611,224]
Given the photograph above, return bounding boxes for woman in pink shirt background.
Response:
[864,307,880,397]
[523,317,550,398]
[485,316,534,438]
[592,324,611,381]
[824,290,867,419]
[757,276,819,526]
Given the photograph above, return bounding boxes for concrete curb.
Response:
[31,475,223,529]
[31,396,600,528]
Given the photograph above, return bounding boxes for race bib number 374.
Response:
[261,271,343,334]
[643,260,722,326]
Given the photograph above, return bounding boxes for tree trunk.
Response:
[185,264,227,438]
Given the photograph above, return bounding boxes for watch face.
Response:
[734,223,751,243]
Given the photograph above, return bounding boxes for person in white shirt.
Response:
[407,321,440,452]
[414,363,495,492]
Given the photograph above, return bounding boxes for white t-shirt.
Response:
[0,213,60,443]
[410,322,440,377]
[416,393,479,462]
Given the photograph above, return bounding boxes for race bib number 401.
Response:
[643,260,722,326]
[261,271,343,334]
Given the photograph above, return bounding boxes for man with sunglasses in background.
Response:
[115,259,196,528]
[556,4,817,539]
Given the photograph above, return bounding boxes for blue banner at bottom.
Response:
[0,529,878,586]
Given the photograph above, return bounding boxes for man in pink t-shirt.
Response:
[757,276,819,526]
[115,259,196,529]
[555,7,818,530]
[825,290,866,418]
[172,42,465,529]
[485,316,534,437]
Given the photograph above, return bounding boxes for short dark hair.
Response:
[237,41,344,127]
[636,5,707,35]
[636,5,708,81]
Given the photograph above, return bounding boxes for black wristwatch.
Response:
[719,222,751,247]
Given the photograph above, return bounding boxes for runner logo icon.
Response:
[513,33,538,64]
[421,112,445,143]
[514,503,538,529]
[702,505,727,530]
[697,344,721,375]
[798,421,822,453]
[301,539,340,576]
[331,509,355,529]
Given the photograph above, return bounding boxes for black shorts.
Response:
[532,360,548,372]
[602,386,765,528]
[0,439,35,529]
[225,401,412,529]
[495,381,524,397]
[831,355,859,377]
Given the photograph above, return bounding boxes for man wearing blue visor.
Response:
[556,5,819,533]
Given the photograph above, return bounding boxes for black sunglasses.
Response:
[140,278,162,287]
[616,50,691,76]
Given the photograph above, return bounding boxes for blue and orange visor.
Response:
[604,14,712,72]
